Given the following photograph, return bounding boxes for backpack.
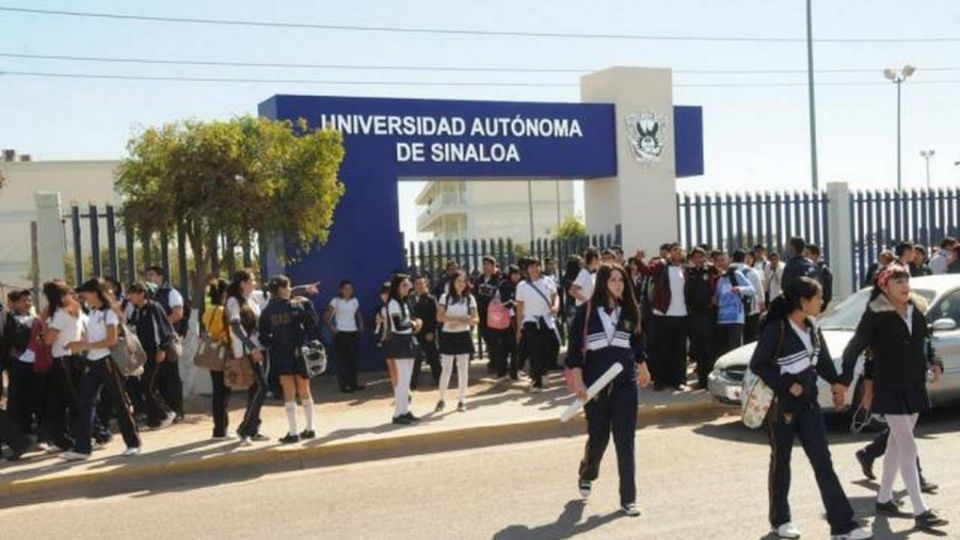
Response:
[28,318,53,374]
[741,320,786,429]
[111,320,148,376]
[156,285,191,335]
[487,294,512,330]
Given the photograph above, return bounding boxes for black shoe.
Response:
[279,433,300,445]
[509,373,519,381]
[653,383,665,392]
[856,450,876,480]
[392,415,413,425]
[402,412,420,423]
[920,478,938,494]
[299,430,316,440]
[457,401,466,412]
[876,500,903,515]
[352,383,366,391]
[914,509,949,530]
[435,400,445,413]
[249,433,270,442]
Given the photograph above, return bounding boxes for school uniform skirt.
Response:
[386,333,418,359]
[872,384,929,415]
[439,331,474,356]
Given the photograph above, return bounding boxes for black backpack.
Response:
[155,285,191,336]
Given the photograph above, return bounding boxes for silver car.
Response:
[708,275,960,427]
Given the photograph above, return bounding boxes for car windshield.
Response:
[819,288,936,330]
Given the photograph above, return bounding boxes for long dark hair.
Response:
[869,263,911,301]
[562,255,583,288]
[590,263,641,334]
[226,269,257,332]
[447,270,469,304]
[208,278,229,307]
[762,276,822,330]
[42,280,79,317]
[388,273,410,317]
[78,277,118,312]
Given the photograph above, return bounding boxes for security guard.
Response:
[566,263,651,517]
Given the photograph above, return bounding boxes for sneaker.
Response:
[855,449,875,480]
[279,433,300,445]
[775,522,801,539]
[832,526,873,540]
[392,415,413,425]
[299,430,316,440]
[91,440,106,451]
[875,500,903,516]
[578,480,592,499]
[249,433,270,443]
[44,443,69,455]
[59,451,90,462]
[155,412,176,431]
[914,509,949,530]
[212,433,235,441]
[122,446,141,457]
[435,400,446,413]
[620,503,640,517]
[457,401,466,412]
[240,436,254,446]
[920,478,939,494]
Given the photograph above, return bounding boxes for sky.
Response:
[2,1,959,240]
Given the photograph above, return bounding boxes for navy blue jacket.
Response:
[258,298,319,365]
[565,302,646,387]
[129,300,174,355]
[749,317,840,412]
[782,255,819,291]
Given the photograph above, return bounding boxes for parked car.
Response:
[708,275,960,430]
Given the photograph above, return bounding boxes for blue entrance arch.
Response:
[259,94,702,370]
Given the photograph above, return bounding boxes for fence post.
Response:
[106,206,119,279]
[827,182,853,301]
[89,204,101,277]
[35,192,66,302]
[71,205,83,285]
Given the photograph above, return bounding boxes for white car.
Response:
[708,275,960,428]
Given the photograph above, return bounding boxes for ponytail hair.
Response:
[761,276,822,331]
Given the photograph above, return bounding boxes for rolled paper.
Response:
[560,362,624,423]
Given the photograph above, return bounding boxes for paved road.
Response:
[2,408,957,540]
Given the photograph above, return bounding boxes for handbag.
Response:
[111,323,148,377]
[564,301,593,394]
[194,335,226,371]
[224,356,255,390]
[166,335,184,363]
[29,318,53,375]
[741,321,786,429]
[298,339,328,378]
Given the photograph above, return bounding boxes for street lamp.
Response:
[884,65,916,191]
[920,150,935,189]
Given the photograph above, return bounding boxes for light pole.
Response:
[920,150,935,189]
[884,65,916,191]
[805,0,819,191]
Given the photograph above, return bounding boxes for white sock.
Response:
[284,402,298,435]
[302,399,315,431]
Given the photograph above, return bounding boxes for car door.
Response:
[925,288,960,404]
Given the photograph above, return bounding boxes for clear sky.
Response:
[2,1,959,239]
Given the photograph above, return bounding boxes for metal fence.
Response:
[64,204,263,300]
[404,231,622,278]
[849,188,960,288]
[676,190,830,261]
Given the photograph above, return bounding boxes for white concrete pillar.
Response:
[35,191,65,301]
[827,182,853,300]
[581,67,677,254]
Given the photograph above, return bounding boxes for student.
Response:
[41,281,85,453]
[474,256,502,374]
[765,252,784,302]
[226,269,271,445]
[59,278,141,461]
[803,244,834,310]
[410,276,440,388]
[569,248,600,307]
[127,282,177,430]
[515,258,559,392]
[325,280,364,393]
[839,264,948,531]
[374,281,393,375]
[2,290,40,436]
[567,263,651,517]
[749,277,871,540]
[145,266,185,420]
[435,270,479,412]
[635,243,689,391]
[714,251,756,356]
[259,276,320,444]
[385,273,422,425]
[684,248,714,389]
[497,265,522,380]
[731,249,765,344]
[203,279,233,439]
[781,237,818,291]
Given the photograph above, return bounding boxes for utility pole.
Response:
[805,0,819,191]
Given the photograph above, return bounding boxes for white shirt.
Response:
[49,308,86,358]
[734,263,765,315]
[14,314,37,364]
[598,306,621,343]
[226,291,267,358]
[930,252,949,275]
[439,293,477,333]
[516,278,557,325]
[85,308,119,361]
[765,265,784,300]
[387,299,413,335]
[329,297,360,332]
[900,304,915,335]
[166,287,184,309]
[663,265,688,317]
[572,268,596,306]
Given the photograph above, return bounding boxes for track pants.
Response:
[579,380,639,506]
[73,358,140,455]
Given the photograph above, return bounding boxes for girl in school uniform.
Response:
[203,279,233,439]
[325,280,364,393]
[515,258,559,392]
[385,274,422,425]
[566,263,651,517]
[839,264,948,531]
[435,271,479,412]
[42,280,85,453]
[749,277,871,540]
[61,278,141,461]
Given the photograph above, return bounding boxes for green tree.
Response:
[554,215,587,240]
[116,116,345,308]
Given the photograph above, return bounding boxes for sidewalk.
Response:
[0,362,727,497]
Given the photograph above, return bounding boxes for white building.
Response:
[0,151,121,291]
[415,179,576,242]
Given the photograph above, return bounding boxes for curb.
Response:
[0,398,726,499]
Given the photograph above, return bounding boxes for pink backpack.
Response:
[487,297,512,330]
